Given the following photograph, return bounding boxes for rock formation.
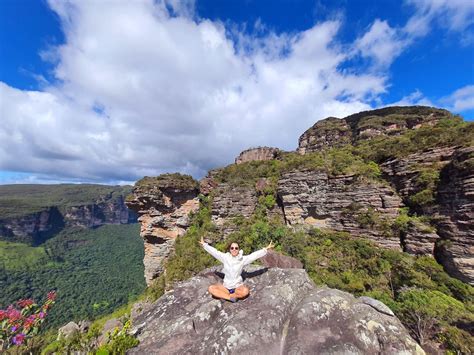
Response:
[298,117,352,154]
[126,106,472,285]
[0,194,135,245]
[277,170,403,249]
[235,147,280,164]
[125,174,200,285]
[298,106,452,153]
[434,146,474,284]
[129,266,424,355]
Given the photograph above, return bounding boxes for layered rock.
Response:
[277,170,403,249]
[125,174,200,285]
[129,266,423,355]
[298,106,453,154]
[434,147,474,284]
[380,146,456,200]
[0,196,135,245]
[235,146,280,164]
[298,117,352,154]
[210,183,257,234]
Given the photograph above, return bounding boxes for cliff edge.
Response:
[128,267,424,355]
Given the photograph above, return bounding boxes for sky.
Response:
[0,0,473,185]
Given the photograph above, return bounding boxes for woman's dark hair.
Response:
[227,241,239,250]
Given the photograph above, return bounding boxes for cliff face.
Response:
[434,147,474,284]
[235,147,281,164]
[0,192,136,245]
[126,106,473,285]
[129,266,424,355]
[125,174,200,285]
[277,170,402,249]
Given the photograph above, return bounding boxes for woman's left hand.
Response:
[266,240,275,250]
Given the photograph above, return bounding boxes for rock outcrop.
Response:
[277,170,403,249]
[297,106,452,153]
[210,184,258,234]
[235,147,280,164]
[434,146,474,284]
[129,267,424,355]
[0,194,135,245]
[125,174,200,285]
[298,117,352,154]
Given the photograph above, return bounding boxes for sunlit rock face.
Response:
[125,174,200,285]
[129,267,424,355]
[277,169,403,250]
[235,146,281,164]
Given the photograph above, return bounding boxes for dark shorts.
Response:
[227,288,235,294]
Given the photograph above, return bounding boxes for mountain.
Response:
[126,106,473,285]
[0,184,137,245]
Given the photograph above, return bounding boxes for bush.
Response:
[395,289,465,345]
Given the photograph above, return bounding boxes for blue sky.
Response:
[0,0,473,185]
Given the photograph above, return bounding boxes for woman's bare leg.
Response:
[234,285,249,299]
[208,284,231,300]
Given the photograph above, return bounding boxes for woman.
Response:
[200,236,274,302]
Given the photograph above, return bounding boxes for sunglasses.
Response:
[230,246,239,250]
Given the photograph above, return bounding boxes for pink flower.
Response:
[17,299,34,308]
[7,308,22,321]
[38,312,45,319]
[47,291,57,301]
[0,310,7,321]
[12,333,25,345]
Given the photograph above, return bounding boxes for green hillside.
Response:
[0,184,133,219]
[0,224,145,330]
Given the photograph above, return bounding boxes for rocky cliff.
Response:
[0,185,136,245]
[126,106,473,286]
[125,174,200,285]
[129,266,424,354]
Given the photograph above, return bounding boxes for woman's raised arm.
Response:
[200,236,226,263]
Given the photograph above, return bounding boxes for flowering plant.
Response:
[0,290,56,351]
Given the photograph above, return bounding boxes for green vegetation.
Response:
[0,240,48,270]
[212,147,382,189]
[0,224,145,331]
[0,184,132,219]
[134,173,199,191]
[149,195,473,352]
[352,117,473,163]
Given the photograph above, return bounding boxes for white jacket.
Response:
[203,243,268,289]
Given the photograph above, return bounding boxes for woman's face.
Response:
[229,243,240,257]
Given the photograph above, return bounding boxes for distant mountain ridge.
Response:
[0,184,137,244]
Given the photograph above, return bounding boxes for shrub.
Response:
[395,288,465,345]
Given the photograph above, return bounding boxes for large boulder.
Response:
[128,267,423,354]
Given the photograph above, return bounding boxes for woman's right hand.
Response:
[200,236,205,246]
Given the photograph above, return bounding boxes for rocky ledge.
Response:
[125,174,200,285]
[129,267,424,355]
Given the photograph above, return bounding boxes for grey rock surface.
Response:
[128,267,424,355]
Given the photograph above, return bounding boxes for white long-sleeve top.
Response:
[203,243,268,289]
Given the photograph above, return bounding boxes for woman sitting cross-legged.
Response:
[199,236,274,303]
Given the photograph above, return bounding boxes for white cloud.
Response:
[440,85,474,112]
[390,90,434,107]
[1,0,390,183]
[353,19,406,68]
[351,0,474,69]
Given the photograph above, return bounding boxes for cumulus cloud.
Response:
[1,0,390,184]
[440,85,474,112]
[352,0,474,69]
[353,19,406,68]
[390,90,434,107]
